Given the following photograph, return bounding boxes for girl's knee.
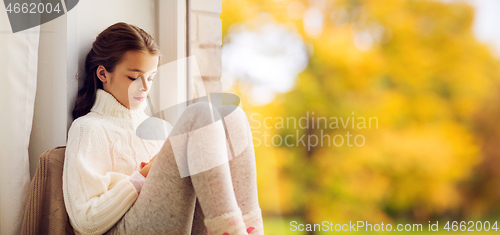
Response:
[181,102,249,136]
[219,105,249,131]
[185,101,212,117]
[183,101,222,127]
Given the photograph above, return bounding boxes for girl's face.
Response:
[97,50,159,110]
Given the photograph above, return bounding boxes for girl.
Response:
[63,22,263,235]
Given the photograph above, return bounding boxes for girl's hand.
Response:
[139,153,158,177]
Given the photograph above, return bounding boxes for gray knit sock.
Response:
[204,207,247,235]
[242,208,264,235]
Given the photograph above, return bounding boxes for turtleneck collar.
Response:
[90,88,148,122]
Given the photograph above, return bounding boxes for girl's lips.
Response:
[134,97,145,101]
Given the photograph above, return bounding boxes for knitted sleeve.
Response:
[62,120,139,235]
[130,170,146,194]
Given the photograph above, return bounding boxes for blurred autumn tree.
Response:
[221,0,500,231]
[466,85,500,219]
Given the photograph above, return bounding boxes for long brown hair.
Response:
[72,22,161,121]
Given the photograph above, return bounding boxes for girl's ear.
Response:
[96,65,107,83]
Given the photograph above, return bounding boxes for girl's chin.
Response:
[128,100,143,110]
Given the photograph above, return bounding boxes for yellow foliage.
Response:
[222,0,500,224]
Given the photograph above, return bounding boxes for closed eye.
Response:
[128,76,153,82]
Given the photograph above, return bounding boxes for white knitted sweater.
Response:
[63,88,169,235]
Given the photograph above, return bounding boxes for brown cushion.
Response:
[21,146,74,235]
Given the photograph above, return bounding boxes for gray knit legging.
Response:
[104,101,262,235]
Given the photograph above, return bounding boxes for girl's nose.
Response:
[140,76,148,91]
